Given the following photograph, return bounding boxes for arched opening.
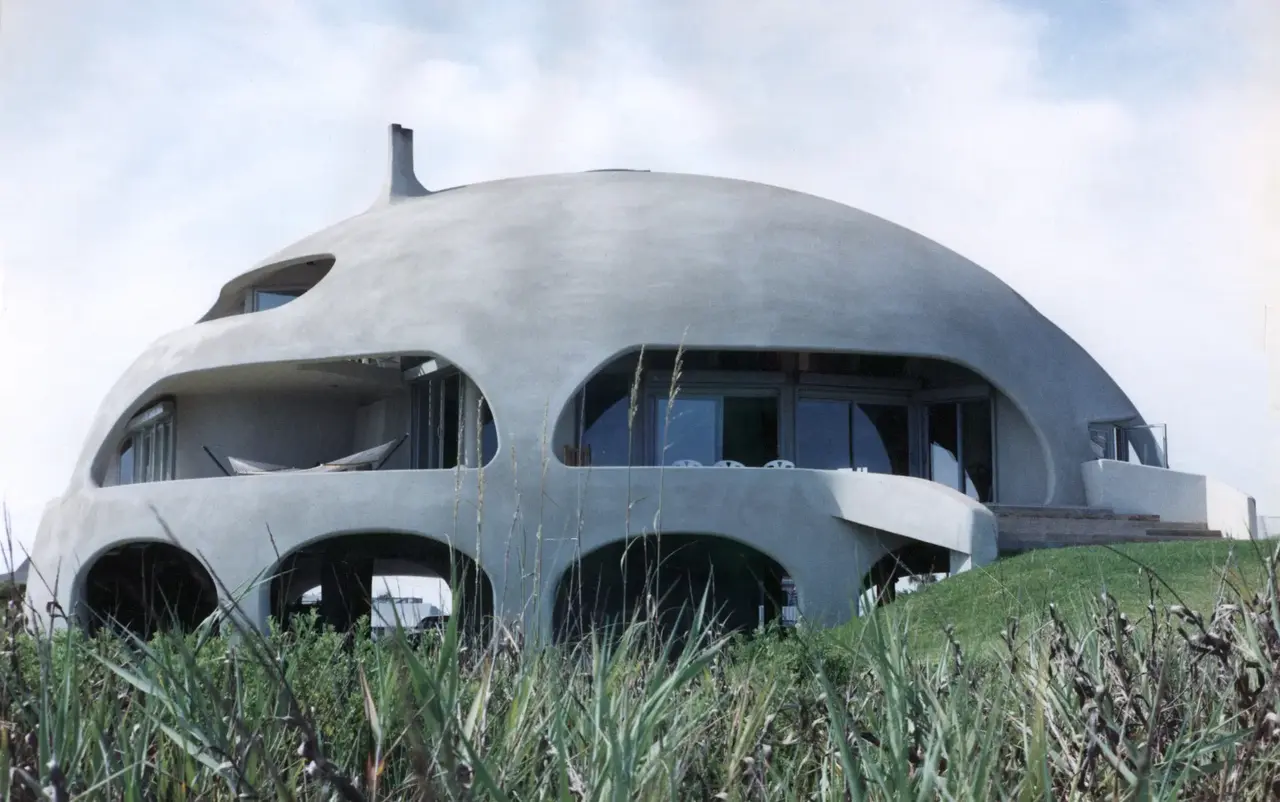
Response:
[554,347,1004,503]
[80,542,219,639]
[200,254,337,322]
[859,542,951,612]
[268,532,493,637]
[97,353,499,485]
[553,534,788,643]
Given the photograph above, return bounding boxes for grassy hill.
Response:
[838,538,1278,657]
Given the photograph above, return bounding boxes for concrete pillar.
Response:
[219,586,270,640]
[463,377,481,468]
[784,528,881,627]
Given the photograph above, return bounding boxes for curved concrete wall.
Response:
[1082,459,1258,540]
[25,459,990,635]
[29,169,1148,638]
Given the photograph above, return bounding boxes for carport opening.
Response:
[860,543,950,613]
[553,533,787,644]
[81,542,218,639]
[268,532,493,637]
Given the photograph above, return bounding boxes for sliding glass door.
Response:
[411,371,497,469]
[636,378,994,500]
[652,393,780,466]
[794,397,910,475]
[925,399,994,502]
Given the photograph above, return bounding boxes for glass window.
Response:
[655,397,719,465]
[854,404,910,475]
[928,403,961,491]
[927,400,994,501]
[722,396,779,467]
[580,373,639,466]
[960,400,993,502]
[117,402,174,485]
[413,373,461,468]
[480,400,498,465]
[118,440,135,485]
[440,375,460,467]
[795,399,852,469]
[796,399,909,475]
[653,394,779,467]
[411,372,497,469]
[251,289,303,312]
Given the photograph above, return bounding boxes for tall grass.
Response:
[5,547,1280,799]
[7,348,1280,798]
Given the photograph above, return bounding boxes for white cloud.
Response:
[1,0,1276,564]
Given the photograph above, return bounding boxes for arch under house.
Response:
[24,123,1259,643]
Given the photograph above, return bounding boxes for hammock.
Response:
[224,435,405,476]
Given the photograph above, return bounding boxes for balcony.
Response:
[100,354,496,486]
[554,348,1003,503]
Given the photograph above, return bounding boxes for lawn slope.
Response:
[845,538,1276,656]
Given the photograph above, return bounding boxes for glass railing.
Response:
[1120,423,1168,468]
[1088,421,1168,468]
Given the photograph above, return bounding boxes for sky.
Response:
[1,0,1278,588]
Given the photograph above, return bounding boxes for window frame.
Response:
[572,361,999,494]
[117,399,176,485]
[643,370,785,466]
[793,390,914,474]
[244,286,310,313]
[919,395,998,503]
[410,368,496,469]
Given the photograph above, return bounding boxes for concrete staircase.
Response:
[988,504,1224,553]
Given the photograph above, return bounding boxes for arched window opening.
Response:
[115,400,175,486]
[859,543,950,613]
[269,533,492,637]
[81,542,217,639]
[553,534,788,644]
[559,348,997,501]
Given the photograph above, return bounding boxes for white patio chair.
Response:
[714,459,745,467]
[671,459,704,467]
[764,459,795,469]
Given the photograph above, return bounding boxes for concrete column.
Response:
[783,528,882,628]
[528,547,579,646]
[462,377,481,468]
[219,586,270,639]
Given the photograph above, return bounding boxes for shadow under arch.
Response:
[267,531,494,637]
[860,541,951,611]
[79,540,219,639]
[552,532,790,645]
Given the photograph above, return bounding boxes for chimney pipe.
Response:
[372,123,430,207]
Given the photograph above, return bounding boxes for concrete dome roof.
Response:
[74,155,1143,506]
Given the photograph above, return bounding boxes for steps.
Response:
[988,504,1224,553]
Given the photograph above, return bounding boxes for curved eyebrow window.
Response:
[201,255,336,321]
[248,288,305,312]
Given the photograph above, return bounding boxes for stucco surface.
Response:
[28,166,1149,637]
[1081,459,1258,540]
